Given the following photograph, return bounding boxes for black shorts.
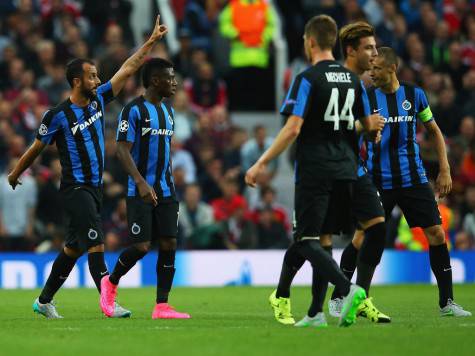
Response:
[294,180,354,240]
[126,197,179,243]
[379,183,442,228]
[353,174,385,225]
[62,185,104,251]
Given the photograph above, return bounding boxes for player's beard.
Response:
[80,83,96,100]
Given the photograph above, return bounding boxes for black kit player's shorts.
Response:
[379,183,442,228]
[62,185,105,251]
[353,173,385,227]
[293,180,354,240]
[126,197,179,243]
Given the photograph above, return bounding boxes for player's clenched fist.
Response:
[245,162,266,188]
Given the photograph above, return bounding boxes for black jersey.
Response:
[280,60,366,183]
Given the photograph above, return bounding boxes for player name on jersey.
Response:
[325,72,352,83]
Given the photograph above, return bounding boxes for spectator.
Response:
[455,185,475,250]
[103,197,129,252]
[178,183,218,249]
[211,178,247,221]
[256,207,289,249]
[459,139,475,185]
[172,89,194,142]
[241,125,278,177]
[172,139,197,184]
[182,0,216,52]
[184,61,227,114]
[250,186,290,233]
[219,197,257,249]
[0,159,37,251]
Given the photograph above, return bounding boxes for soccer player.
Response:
[321,22,390,323]
[7,16,169,319]
[366,47,471,316]
[245,15,383,327]
[99,58,190,319]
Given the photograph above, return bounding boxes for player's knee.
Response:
[424,225,445,245]
[87,244,105,253]
[352,230,365,250]
[134,241,152,253]
[358,222,386,267]
[284,244,305,271]
[320,234,332,247]
[64,246,83,259]
[158,237,177,251]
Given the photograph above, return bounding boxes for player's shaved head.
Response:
[304,15,338,50]
[377,47,398,69]
[141,57,174,89]
[339,21,375,59]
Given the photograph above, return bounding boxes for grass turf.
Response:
[0,285,474,356]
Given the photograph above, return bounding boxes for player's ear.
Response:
[73,77,82,88]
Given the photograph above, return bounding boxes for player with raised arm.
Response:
[366,47,471,317]
[7,16,168,319]
[99,58,190,320]
[245,15,383,327]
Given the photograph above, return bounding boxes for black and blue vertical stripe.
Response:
[117,96,175,200]
[365,84,430,190]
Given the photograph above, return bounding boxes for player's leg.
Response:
[33,245,82,319]
[101,196,152,316]
[152,201,190,319]
[399,184,471,316]
[295,235,332,328]
[33,187,84,318]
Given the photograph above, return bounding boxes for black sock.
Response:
[331,241,358,299]
[109,246,147,285]
[276,243,306,298]
[88,252,109,292]
[429,244,453,308]
[39,251,77,304]
[298,240,351,297]
[308,246,332,317]
[356,222,386,295]
[156,250,176,304]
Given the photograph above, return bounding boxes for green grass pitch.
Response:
[1,284,474,356]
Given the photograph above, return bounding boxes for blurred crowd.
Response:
[0,0,474,252]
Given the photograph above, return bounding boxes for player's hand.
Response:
[7,172,22,190]
[436,171,452,198]
[149,15,168,42]
[367,113,385,133]
[245,162,266,188]
[137,180,158,206]
[374,130,382,144]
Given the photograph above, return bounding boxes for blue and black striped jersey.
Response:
[280,60,367,183]
[36,81,114,188]
[365,83,433,190]
[116,96,176,200]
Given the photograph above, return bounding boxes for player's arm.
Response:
[109,15,168,97]
[245,115,303,187]
[424,120,452,197]
[7,139,46,190]
[116,141,158,206]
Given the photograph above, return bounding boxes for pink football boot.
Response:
[100,275,117,317]
[152,303,191,319]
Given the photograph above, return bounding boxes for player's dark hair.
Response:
[377,47,399,69]
[141,57,174,89]
[260,186,276,198]
[339,21,375,59]
[304,15,337,51]
[65,58,95,88]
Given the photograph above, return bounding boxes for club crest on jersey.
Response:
[38,124,48,136]
[131,223,141,235]
[90,101,98,110]
[88,228,98,240]
[402,100,412,111]
[71,111,103,135]
[119,120,129,133]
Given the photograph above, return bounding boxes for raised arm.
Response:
[424,120,451,198]
[116,141,158,206]
[8,139,46,190]
[110,15,168,97]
